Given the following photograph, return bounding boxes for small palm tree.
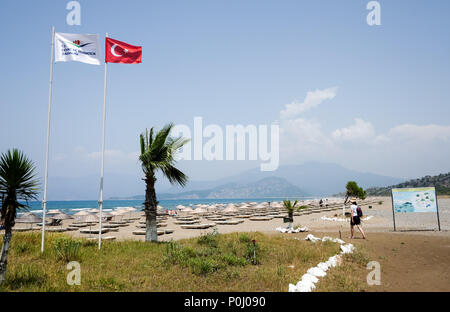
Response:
[0,149,39,283]
[139,124,189,242]
[282,200,307,229]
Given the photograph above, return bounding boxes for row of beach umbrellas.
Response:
[14,206,141,228]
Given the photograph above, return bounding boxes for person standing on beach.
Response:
[350,198,366,239]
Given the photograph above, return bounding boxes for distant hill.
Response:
[161,162,403,197]
[366,172,450,196]
[111,176,308,200]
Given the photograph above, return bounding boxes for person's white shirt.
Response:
[350,204,358,217]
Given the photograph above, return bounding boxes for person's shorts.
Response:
[351,216,361,226]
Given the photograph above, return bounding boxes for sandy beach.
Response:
[39,196,446,242]
[8,197,450,291]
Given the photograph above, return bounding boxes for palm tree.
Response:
[139,124,189,242]
[282,200,307,229]
[0,149,39,283]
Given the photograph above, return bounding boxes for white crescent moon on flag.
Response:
[111,44,123,57]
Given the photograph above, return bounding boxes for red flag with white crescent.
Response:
[105,37,142,64]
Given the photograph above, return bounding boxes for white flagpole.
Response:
[98,33,108,249]
[41,26,55,253]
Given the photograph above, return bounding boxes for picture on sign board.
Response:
[392,187,437,213]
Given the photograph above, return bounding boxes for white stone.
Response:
[288,283,298,292]
[317,262,330,271]
[307,267,327,277]
[301,273,319,284]
[340,243,355,254]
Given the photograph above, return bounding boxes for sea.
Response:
[21,197,313,216]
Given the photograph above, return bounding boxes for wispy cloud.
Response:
[280,87,337,119]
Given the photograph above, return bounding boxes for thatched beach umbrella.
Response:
[193,207,207,214]
[110,210,126,220]
[81,213,100,237]
[181,207,194,214]
[96,211,113,221]
[73,210,92,222]
[16,212,42,229]
[49,212,73,229]
[223,204,238,213]
[47,209,61,215]
[125,207,138,218]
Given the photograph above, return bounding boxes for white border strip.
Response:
[288,234,354,292]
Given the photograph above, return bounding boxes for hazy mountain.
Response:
[41,161,402,200]
[114,177,308,200]
[162,162,403,197]
[366,172,450,196]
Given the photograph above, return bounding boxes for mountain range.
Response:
[109,161,403,200]
[114,176,308,200]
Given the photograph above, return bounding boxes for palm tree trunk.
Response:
[288,211,293,229]
[0,228,12,283]
[144,175,158,242]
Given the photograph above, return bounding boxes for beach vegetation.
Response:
[0,232,369,291]
[0,149,39,284]
[344,181,367,203]
[52,237,82,262]
[138,124,189,242]
[282,200,305,228]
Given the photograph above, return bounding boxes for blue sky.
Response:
[1,0,450,198]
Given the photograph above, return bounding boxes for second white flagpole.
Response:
[98,33,108,249]
[41,26,55,253]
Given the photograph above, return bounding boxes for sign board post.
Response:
[390,190,396,232]
[391,186,441,231]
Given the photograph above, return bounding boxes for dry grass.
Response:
[315,246,370,292]
[0,231,366,292]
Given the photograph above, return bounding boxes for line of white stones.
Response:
[288,234,355,292]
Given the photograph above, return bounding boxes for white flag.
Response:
[55,32,101,65]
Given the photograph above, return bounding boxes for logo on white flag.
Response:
[55,33,101,65]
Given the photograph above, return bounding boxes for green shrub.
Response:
[238,233,251,243]
[197,232,218,248]
[188,257,220,275]
[222,253,247,266]
[14,242,30,254]
[96,277,125,291]
[246,241,261,265]
[52,237,82,262]
[163,241,196,265]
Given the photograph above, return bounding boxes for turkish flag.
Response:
[105,37,142,64]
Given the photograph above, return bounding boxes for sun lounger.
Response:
[110,221,128,225]
[46,228,68,232]
[102,224,120,228]
[87,236,116,241]
[132,230,164,235]
[214,220,244,225]
[69,223,89,228]
[174,220,199,225]
[13,228,35,232]
[80,228,110,234]
[249,217,273,221]
[180,224,214,229]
